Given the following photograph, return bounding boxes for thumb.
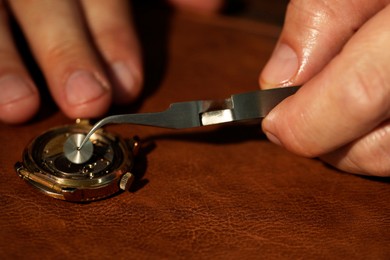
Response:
[259,0,388,88]
[261,5,390,160]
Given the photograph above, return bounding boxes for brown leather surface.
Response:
[1,3,390,259]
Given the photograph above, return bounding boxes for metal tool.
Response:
[65,86,299,164]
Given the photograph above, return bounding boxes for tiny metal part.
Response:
[63,133,93,164]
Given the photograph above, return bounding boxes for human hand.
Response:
[0,0,223,124]
[260,0,390,177]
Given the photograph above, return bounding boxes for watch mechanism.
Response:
[15,119,139,202]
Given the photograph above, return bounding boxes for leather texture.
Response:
[1,2,389,259]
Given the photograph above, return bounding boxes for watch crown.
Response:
[119,172,134,191]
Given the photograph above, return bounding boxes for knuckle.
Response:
[343,56,390,122]
[288,0,340,26]
[277,117,323,158]
[44,40,92,65]
[349,154,390,177]
[45,42,75,63]
[94,25,132,46]
[346,123,390,177]
[361,125,390,177]
[92,24,139,62]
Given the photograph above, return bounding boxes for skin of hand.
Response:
[260,0,390,177]
[0,0,223,124]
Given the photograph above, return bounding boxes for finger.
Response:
[168,0,224,14]
[0,2,39,124]
[321,120,390,177]
[262,6,390,158]
[81,0,142,104]
[259,0,389,89]
[8,0,112,119]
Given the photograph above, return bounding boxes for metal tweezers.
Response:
[78,86,299,149]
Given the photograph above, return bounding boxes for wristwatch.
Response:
[15,119,139,202]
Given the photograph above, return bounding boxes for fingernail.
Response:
[0,75,35,105]
[264,131,282,147]
[260,43,298,87]
[65,71,108,106]
[112,62,135,89]
[111,61,140,102]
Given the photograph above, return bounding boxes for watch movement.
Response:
[15,119,139,202]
